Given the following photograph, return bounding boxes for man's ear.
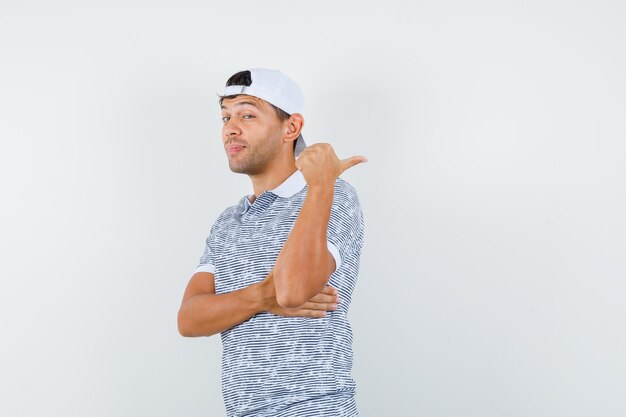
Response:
[283,113,304,145]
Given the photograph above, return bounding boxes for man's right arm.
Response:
[177,271,339,337]
[177,272,268,337]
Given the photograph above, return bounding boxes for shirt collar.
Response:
[269,169,306,198]
[246,169,306,203]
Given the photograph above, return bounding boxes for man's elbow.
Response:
[178,321,191,337]
[177,310,196,337]
[275,290,308,309]
[274,273,322,308]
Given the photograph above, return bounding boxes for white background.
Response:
[1,1,625,416]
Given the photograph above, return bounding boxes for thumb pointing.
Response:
[340,155,368,174]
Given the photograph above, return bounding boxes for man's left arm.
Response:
[272,143,366,308]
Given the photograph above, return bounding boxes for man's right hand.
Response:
[259,270,339,318]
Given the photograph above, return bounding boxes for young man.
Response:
[178,68,366,416]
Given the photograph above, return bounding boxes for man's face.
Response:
[220,95,285,175]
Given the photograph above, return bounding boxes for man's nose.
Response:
[223,118,242,137]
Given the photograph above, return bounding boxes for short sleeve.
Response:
[326,181,365,272]
[193,215,224,275]
[193,235,215,274]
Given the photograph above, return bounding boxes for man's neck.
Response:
[248,158,298,201]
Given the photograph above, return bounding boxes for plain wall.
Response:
[1,1,625,416]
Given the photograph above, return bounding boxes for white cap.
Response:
[222,68,306,156]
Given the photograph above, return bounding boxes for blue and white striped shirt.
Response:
[195,170,364,417]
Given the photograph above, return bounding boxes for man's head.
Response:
[219,68,305,175]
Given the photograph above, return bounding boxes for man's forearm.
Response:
[272,143,365,308]
[178,281,272,337]
[273,183,335,308]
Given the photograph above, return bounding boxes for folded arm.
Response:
[177,271,339,337]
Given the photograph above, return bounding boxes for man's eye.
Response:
[242,114,255,119]
[221,116,230,123]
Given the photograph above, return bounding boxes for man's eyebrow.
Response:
[220,101,260,110]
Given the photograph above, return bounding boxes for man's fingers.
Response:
[309,293,339,304]
[321,285,338,295]
[310,286,339,304]
[278,301,338,319]
[284,308,327,318]
[301,301,338,311]
[339,155,368,174]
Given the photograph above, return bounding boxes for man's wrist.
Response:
[305,182,335,202]
[249,279,274,313]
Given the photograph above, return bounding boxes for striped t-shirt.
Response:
[194,170,364,417]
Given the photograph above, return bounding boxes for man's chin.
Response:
[228,161,252,175]
[227,154,266,175]
[228,165,245,174]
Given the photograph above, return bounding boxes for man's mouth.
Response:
[226,144,246,155]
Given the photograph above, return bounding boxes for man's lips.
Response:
[225,144,246,155]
